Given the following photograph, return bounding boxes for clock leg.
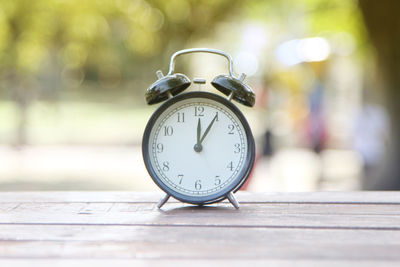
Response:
[227,192,240,209]
[166,91,173,99]
[157,194,170,209]
[227,92,234,101]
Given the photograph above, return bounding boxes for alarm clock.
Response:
[142,48,255,209]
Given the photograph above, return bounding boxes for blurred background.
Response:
[0,0,399,192]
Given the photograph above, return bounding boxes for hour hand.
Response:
[197,118,201,144]
[194,118,203,152]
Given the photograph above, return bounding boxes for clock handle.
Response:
[167,48,236,78]
[167,48,255,107]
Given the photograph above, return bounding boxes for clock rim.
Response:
[142,91,255,205]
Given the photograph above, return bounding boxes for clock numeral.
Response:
[195,180,202,190]
[215,112,219,121]
[164,126,173,136]
[227,161,234,171]
[215,175,221,186]
[228,124,235,134]
[178,174,184,184]
[162,161,170,171]
[156,143,164,153]
[177,112,185,123]
[234,143,241,153]
[194,106,204,117]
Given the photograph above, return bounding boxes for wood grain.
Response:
[1,191,400,204]
[0,192,399,266]
[1,259,399,267]
[1,202,400,229]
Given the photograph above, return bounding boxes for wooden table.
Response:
[1,191,400,266]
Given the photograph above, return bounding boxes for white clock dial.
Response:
[147,95,248,197]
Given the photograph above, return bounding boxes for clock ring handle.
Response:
[167,48,235,78]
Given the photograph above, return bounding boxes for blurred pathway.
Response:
[0,146,157,191]
[0,146,362,191]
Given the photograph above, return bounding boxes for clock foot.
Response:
[227,92,234,101]
[167,91,173,99]
[227,192,240,209]
[157,194,170,209]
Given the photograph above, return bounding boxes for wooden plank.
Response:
[0,259,398,267]
[238,191,400,204]
[0,225,399,261]
[0,192,163,203]
[5,201,400,215]
[1,239,399,260]
[1,202,400,229]
[1,192,399,265]
[1,191,400,204]
[1,224,400,245]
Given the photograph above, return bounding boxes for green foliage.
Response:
[0,0,238,78]
[0,0,365,95]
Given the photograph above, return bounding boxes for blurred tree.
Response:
[0,0,239,146]
[244,0,363,39]
[359,0,400,189]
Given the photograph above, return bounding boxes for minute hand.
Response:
[199,114,218,144]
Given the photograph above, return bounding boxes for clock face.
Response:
[142,91,255,204]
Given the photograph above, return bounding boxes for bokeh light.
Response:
[0,0,395,192]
